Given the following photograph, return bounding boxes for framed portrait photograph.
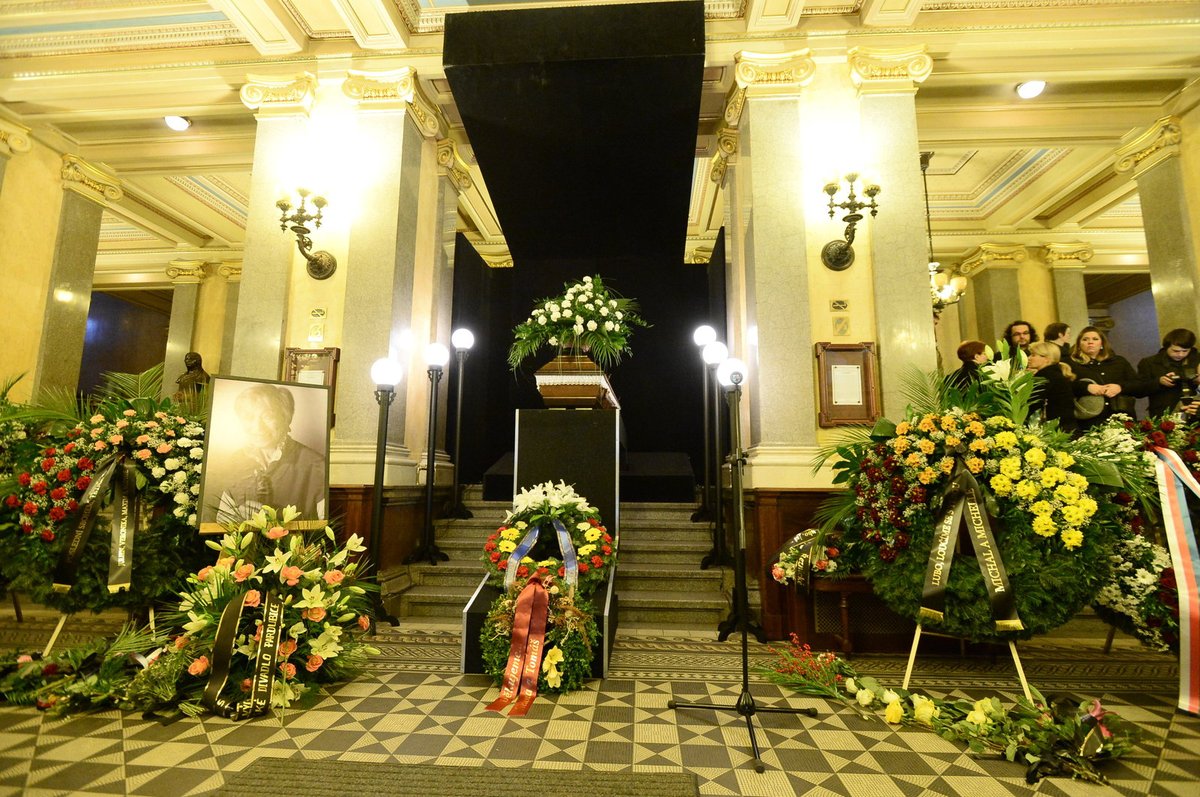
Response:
[197,375,331,534]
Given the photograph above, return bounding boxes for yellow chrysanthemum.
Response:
[1031,515,1056,536]
[990,474,1013,494]
[892,437,911,453]
[966,421,986,437]
[1054,484,1080,504]
[498,539,517,553]
[999,457,1023,479]
[1015,480,1041,500]
[1060,528,1084,550]
[1040,467,1067,487]
[944,435,962,449]
[1030,500,1054,516]
[918,468,938,484]
[988,416,1016,429]
[1077,497,1098,518]
[917,416,937,433]
[905,452,925,468]
[994,430,1019,449]
[940,415,958,431]
[969,439,991,453]
[1055,451,1076,468]
[966,456,985,474]
[1060,504,1086,526]
[1023,447,1047,467]
[1067,473,1088,491]
[918,439,936,455]
[895,421,912,435]
[940,457,955,474]
[501,527,521,541]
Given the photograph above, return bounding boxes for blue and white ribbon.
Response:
[502,519,580,591]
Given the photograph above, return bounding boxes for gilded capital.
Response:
[733,49,816,95]
[436,138,473,192]
[218,261,243,282]
[1042,242,1094,266]
[958,243,1028,276]
[240,73,317,116]
[0,118,32,158]
[60,154,123,206]
[343,68,442,138]
[848,47,932,95]
[166,260,208,284]
[1114,116,1181,177]
[480,251,514,269]
[685,245,713,265]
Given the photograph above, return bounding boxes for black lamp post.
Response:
[368,357,402,630]
[407,342,450,565]
[444,327,475,519]
[691,324,716,523]
[701,340,733,570]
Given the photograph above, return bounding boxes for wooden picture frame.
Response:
[284,347,339,426]
[815,341,879,427]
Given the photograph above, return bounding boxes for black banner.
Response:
[202,591,285,720]
[771,528,820,588]
[106,459,140,593]
[52,457,119,593]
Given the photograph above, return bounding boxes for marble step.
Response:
[434,519,712,544]
[613,562,726,592]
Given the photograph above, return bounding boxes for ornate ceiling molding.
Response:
[0,118,32,158]
[958,242,1028,275]
[165,259,208,284]
[847,46,932,96]
[240,73,317,116]
[1042,242,1094,266]
[479,251,514,269]
[342,68,442,138]
[436,138,473,193]
[1114,115,1182,178]
[61,154,123,207]
[218,261,244,282]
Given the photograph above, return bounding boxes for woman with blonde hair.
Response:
[1027,341,1081,433]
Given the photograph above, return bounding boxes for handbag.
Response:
[1073,379,1105,420]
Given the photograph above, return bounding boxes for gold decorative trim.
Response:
[480,252,514,269]
[1042,242,1094,265]
[848,46,932,95]
[218,261,243,282]
[1114,115,1182,177]
[436,138,472,192]
[342,68,442,137]
[685,246,714,265]
[165,259,208,283]
[240,73,317,116]
[0,118,33,157]
[60,154,123,206]
[958,243,1028,276]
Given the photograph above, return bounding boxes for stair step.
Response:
[613,562,725,592]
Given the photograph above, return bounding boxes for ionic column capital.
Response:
[436,138,473,192]
[166,259,208,284]
[60,154,123,207]
[342,68,442,138]
[959,243,1028,276]
[479,250,514,269]
[1041,242,1094,266]
[240,73,317,116]
[848,46,932,96]
[1114,115,1182,177]
[218,260,243,282]
[0,117,32,158]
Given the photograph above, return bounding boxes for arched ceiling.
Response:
[2,0,1198,291]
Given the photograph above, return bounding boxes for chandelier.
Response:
[921,152,967,313]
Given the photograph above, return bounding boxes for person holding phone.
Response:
[1137,328,1200,419]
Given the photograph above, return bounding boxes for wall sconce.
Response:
[277,188,337,280]
[821,174,881,271]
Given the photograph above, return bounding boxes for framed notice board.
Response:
[283,347,340,426]
[815,341,879,427]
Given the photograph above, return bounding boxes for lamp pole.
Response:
[407,342,450,565]
[445,328,475,519]
[368,357,402,631]
[701,340,733,570]
[691,325,716,522]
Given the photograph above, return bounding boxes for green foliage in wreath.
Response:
[480,581,596,695]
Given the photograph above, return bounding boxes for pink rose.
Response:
[135,449,151,460]
[305,655,324,673]
[174,636,189,650]
[280,565,302,586]
[187,655,209,676]
[135,434,150,444]
[90,428,101,438]
[89,414,105,424]
[114,421,128,430]
[771,565,785,582]
[216,556,235,569]
[156,443,172,454]
[240,678,253,692]
[196,566,213,581]
[358,615,371,631]
[323,569,345,585]
[93,441,107,450]
[279,662,296,680]
[278,639,297,657]
[243,590,261,608]
[303,606,326,622]
[123,409,137,417]
[108,434,123,445]
[145,421,159,429]
[17,654,32,664]
[234,564,255,582]
[266,526,288,540]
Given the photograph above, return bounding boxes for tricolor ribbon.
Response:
[502,520,580,590]
[53,455,140,594]
[1150,446,1200,715]
[201,590,286,720]
[486,578,550,716]
[920,461,1024,633]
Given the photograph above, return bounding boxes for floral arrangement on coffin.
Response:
[763,635,1138,784]
[0,506,379,719]
[0,367,210,613]
[479,481,611,697]
[814,369,1145,642]
[481,480,616,597]
[507,275,649,371]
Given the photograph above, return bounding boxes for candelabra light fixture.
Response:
[821,173,881,271]
[920,152,968,314]
[277,188,337,280]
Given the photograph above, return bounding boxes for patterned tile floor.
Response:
[0,611,1197,797]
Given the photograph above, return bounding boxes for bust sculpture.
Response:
[174,351,210,401]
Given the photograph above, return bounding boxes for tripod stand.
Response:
[669,365,817,772]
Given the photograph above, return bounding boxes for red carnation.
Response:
[497,560,508,570]
[56,468,72,483]
[601,545,612,555]
[603,534,613,543]
[17,472,31,486]
[558,567,566,577]
[40,458,56,472]
[49,487,66,501]
[489,552,500,563]
[19,523,33,534]
[22,502,37,516]
[67,500,78,511]
[1161,420,1176,433]
[4,495,17,508]
[44,447,57,456]
[48,507,66,522]
[78,457,94,471]
[63,442,75,454]
[577,562,589,573]
[40,529,54,542]
[516,565,529,578]
[31,481,46,495]
[591,555,604,568]
[75,476,91,492]
[484,541,497,552]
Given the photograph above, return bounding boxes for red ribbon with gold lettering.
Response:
[486,578,550,715]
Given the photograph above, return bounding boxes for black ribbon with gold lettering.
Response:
[771,528,820,588]
[52,456,119,593]
[106,459,140,593]
[202,591,285,720]
[921,461,1024,632]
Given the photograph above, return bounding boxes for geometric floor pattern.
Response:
[0,613,1197,797]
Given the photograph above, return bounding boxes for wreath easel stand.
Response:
[900,625,1033,702]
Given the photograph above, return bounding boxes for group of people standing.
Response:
[948,321,1200,435]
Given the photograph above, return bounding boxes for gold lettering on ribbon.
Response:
[967,499,1005,594]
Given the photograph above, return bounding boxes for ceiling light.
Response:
[1015,81,1045,100]
[164,115,192,131]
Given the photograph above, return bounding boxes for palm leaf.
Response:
[897,366,948,415]
[0,373,25,402]
[96,363,164,402]
[810,425,873,471]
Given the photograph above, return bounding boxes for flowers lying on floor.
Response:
[762,635,1138,784]
[0,506,379,720]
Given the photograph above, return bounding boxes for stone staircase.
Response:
[392,487,731,630]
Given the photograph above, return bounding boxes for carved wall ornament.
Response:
[958,243,1028,276]
[0,118,32,158]
[1114,115,1182,177]
[342,68,442,138]
[480,251,514,269]
[685,245,713,265]
[240,73,317,115]
[1042,242,1094,265]
[165,260,208,283]
[847,46,933,95]
[436,138,473,191]
[218,261,243,282]
[60,154,123,206]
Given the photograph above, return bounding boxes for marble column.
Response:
[727,51,820,487]
[1043,243,1093,336]
[32,155,122,398]
[850,47,938,418]
[217,261,242,375]
[0,117,32,191]
[1115,116,1199,335]
[960,244,1028,345]
[331,68,443,485]
[161,260,207,399]
[229,74,317,379]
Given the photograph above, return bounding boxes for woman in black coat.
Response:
[1026,341,1082,433]
[1069,326,1149,431]
[947,339,989,392]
